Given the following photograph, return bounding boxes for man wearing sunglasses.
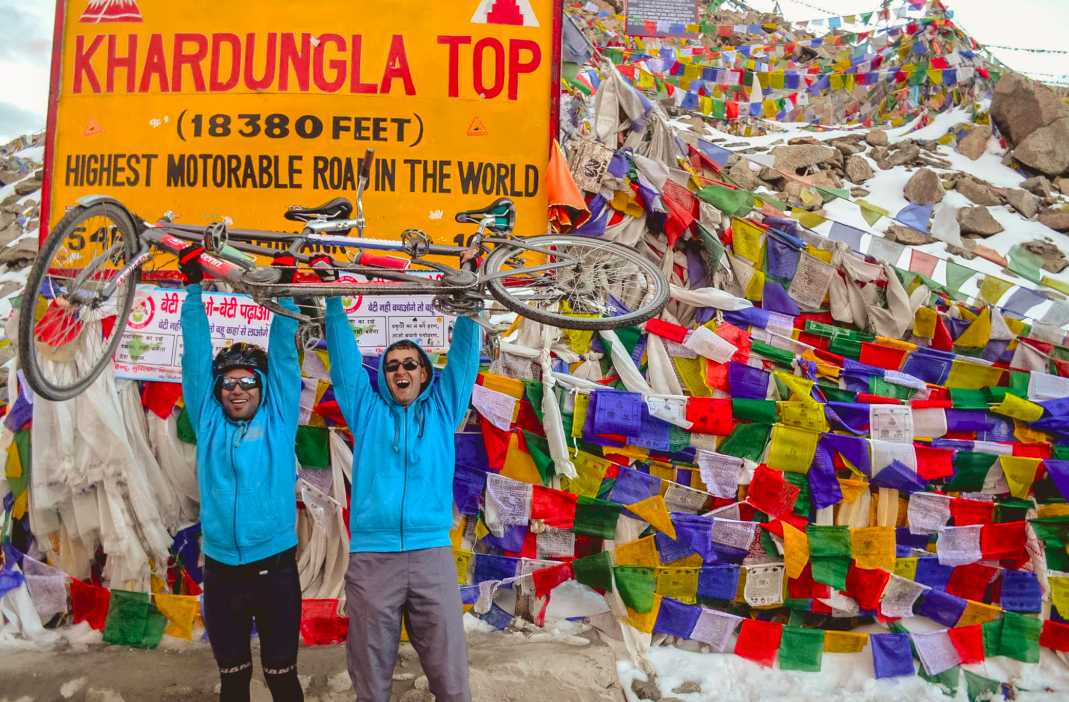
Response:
[316,253,481,702]
[179,245,305,702]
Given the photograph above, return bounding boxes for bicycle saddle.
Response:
[284,197,353,223]
[454,198,515,233]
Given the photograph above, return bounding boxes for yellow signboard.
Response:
[43,0,560,250]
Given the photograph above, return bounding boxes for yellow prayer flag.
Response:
[474,517,491,543]
[1051,576,1069,617]
[992,393,1044,423]
[850,527,896,571]
[4,441,21,480]
[824,630,869,653]
[1037,504,1069,519]
[770,71,785,89]
[856,199,889,226]
[649,461,677,482]
[894,557,918,581]
[999,455,1041,499]
[767,425,820,473]
[913,306,937,339]
[945,360,1003,390]
[782,522,809,579]
[793,208,828,230]
[614,536,661,567]
[611,189,645,218]
[731,217,766,265]
[838,478,868,504]
[744,269,766,302]
[628,495,677,540]
[1005,315,1028,337]
[454,549,473,583]
[562,451,611,498]
[674,357,711,397]
[627,594,662,633]
[979,276,1014,305]
[927,68,943,85]
[501,433,543,485]
[656,567,700,604]
[480,372,526,399]
[954,308,991,348]
[154,594,200,640]
[572,393,590,439]
[1014,421,1052,445]
[778,401,830,433]
[700,95,713,115]
[562,327,595,355]
[957,600,1003,626]
[773,370,816,402]
[12,491,27,520]
[802,350,841,379]
[609,445,649,461]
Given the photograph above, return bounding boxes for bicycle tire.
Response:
[18,201,140,401]
[483,235,669,331]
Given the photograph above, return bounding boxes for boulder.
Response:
[958,207,1004,237]
[727,158,759,191]
[904,168,945,205]
[990,73,1066,145]
[956,124,991,160]
[884,225,934,246]
[1023,239,1069,273]
[1039,210,1069,232]
[1004,188,1040,219]
[845,154,874,184]
[1056,177,1069,196]
[0,233,35,266]
[1022,176,1054,197]
[866,128,889,147]
[14,178,41,196]
[887,143,921,167]
[1013,117,1069,177]
[954,176,1001,206]
[771,144,839,174]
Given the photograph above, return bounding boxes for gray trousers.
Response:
[345,547,471,702]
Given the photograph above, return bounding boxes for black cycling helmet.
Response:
[212,342,268,378]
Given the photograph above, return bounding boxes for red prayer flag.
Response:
[70,578,111,631]
[704,361,730,391]
[478,417,511,471]
[948,624,985,663]
[645,318,689,344]
[746,464,800,519]
[845,565,890,612]
[946,563,997,602]
[141,382,184,420]
[685,398,735,435]
[300,599,348,646]
[916,445,955,481]
[532,562,573,598]
[949,497,994,527]
[735,618,783,667]
[1041,620,1069,652]
[1013,442,1052,460]
[531,486,577,529]
[931,316,953,351]
[859,342,908,371]
[980,521,1027,561]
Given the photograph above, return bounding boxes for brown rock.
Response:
[0,235,35,266]
[771,144,839,174]
[833,141,862,157]
[673,682,703,695]
[958,206,1004,237]
[904,168,945,205]
[787,136,821,146]
[885,224,934,245]
[631,677,661,701]
[845,154,874,184]
[13,178,40,196]
[1004,188,1040,219]
[1039,210,1069,232]
[887,143,921,167]
[1023,239,1069,273]
[990,73,1067,145]
[1022,176,1054,197]
[955,176,1001,206]
[1056,177,1069,196]
[727,158,759,191]
[1013,116,1069,177]
[866,128,889,147]
[956,124,991,160]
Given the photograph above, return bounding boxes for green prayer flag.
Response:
[810,556,850,590]
[176,407,197,444]
[963,669,1002,702]
[6,430,30,496]
[995,498,1032,523]
[613,566,656,612]
[919,665,960,696]
[751,340,795,367]
[573,551,612,592]
[295,426,330,469]
[574,496,622,539]
[522,430,555,485]
[806,525,852,558]
[950,388,989,410]
[784,471,811,517]
[140,607,168,649]
[818,384,856,403]
[718,423,771,462]
[1055,444,1069,461]
[103,590,163,649]
[731,399,778,424]
[1008,371,1030,398]
[827,335,862,359]
[524,381,544,423]
[982,617,1004,657]
[669,425,691,454]
[946,452,997,492]
[615,326,645,361]
[870,376,914,401]
[697,223,725,268]
[998,612,1042,663]
[1028,515,1069,548]
[945,260,975,293]
[696,184,754,217]
[778,626,825,671]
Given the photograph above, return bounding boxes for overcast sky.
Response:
[0,0,1065,144]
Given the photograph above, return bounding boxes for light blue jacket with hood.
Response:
[324,297,482,552]
[181,285,301,566]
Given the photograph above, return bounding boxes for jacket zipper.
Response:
[400,406,408,551]
[232,421,247,563]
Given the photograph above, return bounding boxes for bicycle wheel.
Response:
[18,201,140,401]
[483,235,669,330]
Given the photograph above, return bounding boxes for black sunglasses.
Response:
[384,358,422,373]
[219,376,260,392]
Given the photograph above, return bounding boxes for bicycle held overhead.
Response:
[18,149,669,402]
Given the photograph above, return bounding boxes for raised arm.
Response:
[266,297,301,423]
[181,284,215,425]
[324,296,372,426]
[435,315,483,426]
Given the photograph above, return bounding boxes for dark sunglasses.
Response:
[384,359,422,373]
[218,376,260,392]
